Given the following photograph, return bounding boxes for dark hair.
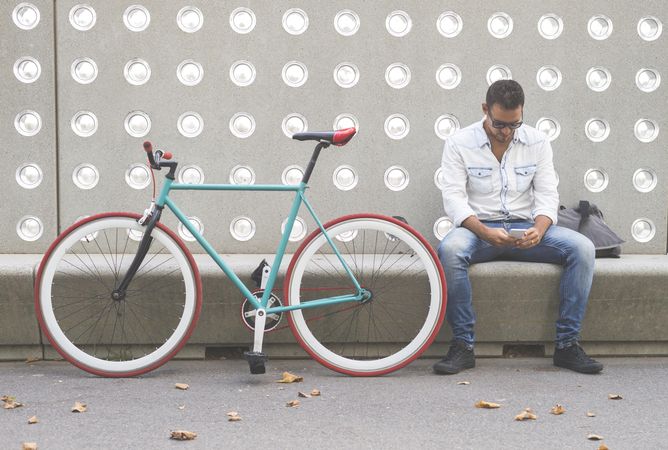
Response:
[486,79,524,110]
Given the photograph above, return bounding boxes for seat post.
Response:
[301,141,329,185]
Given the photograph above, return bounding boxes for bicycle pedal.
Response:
[243,351,267,375]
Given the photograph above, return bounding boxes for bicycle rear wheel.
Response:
[35,212,202,377]
[285,214,446,376]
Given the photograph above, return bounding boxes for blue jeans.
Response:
[437,222,595,349]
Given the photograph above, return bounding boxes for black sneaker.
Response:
[433,341,475,375]
[553,343,603,374]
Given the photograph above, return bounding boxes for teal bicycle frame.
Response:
[154,178,366,315]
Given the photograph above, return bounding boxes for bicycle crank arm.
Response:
[244,308,268,374]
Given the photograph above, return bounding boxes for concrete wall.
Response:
[1,1,666,255]
[1,0,58,253]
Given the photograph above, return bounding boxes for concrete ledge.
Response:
[0,255,42,348]
[467,255,668,346]
[2,254,668,361]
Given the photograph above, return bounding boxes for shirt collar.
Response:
[474,118,528,148]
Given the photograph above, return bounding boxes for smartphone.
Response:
[508,228,526,239]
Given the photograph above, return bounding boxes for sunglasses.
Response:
[488,111,523,129]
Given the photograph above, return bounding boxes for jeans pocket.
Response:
[467,167,494,194]
[514,165,537,192]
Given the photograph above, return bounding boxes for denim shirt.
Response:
[441,119,559,227]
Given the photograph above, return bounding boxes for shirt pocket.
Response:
[467,167,494,194]
[514,164,537,192]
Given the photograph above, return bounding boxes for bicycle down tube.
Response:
[155,177,366,314]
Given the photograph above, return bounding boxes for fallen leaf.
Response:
[227,411,242,422]
[598,445,609,450]
[22,443,37,450]
[475,400,501,409]
[3,402,22,409]
[286,400,301,408]
[587,412,596,417]
[608,393,623,400]
[28,416,38,424]
[175,383,189,390]
[587,434,604,441]
[1,395,23,409]
[298,391,311,398]
[170,430,197,440]
[514,408,537,421]
[276,372,303,383]
[550,404,566,415]
[310,389,321,397]
[25,357,41,363]
[71,401,87,413]
[457,381,471,385]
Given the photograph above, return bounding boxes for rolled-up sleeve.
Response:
[531,138,559,224]
[441,139,476,226]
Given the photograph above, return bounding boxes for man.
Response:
[434,80,603,375]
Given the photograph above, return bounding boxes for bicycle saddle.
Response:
[291,127,356,146]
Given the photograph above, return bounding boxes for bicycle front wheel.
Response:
[285,214,446,376]
[35,213,202,377]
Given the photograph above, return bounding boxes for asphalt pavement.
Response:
[1,357,666,449]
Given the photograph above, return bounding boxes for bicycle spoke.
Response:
[65,299,113,343]
[117,230,132,278]
[60,254,111,292]
[92,232,118,285]
[312,251,348,282]
[52,296,108,311]
[125,274,184,295]
[78,241,114,292]
[125,301,170,344]
[132,247,170,281]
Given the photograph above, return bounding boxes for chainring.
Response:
[241,290,283,332]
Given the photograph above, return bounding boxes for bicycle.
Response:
[34,128,446,377]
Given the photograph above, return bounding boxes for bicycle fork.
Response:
[111,207,162,301]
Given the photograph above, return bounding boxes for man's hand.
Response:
[512,227,543,249]
[462,215,552,248]
[482,227,517,247]
[513,216,552,249]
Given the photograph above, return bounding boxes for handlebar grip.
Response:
[143,141,158,168]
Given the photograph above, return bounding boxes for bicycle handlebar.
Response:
[143,140,177,179]
[143,141,172,170]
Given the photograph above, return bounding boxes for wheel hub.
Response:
[360,288,373,304]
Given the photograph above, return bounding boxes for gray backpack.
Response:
[557,201,624,258]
